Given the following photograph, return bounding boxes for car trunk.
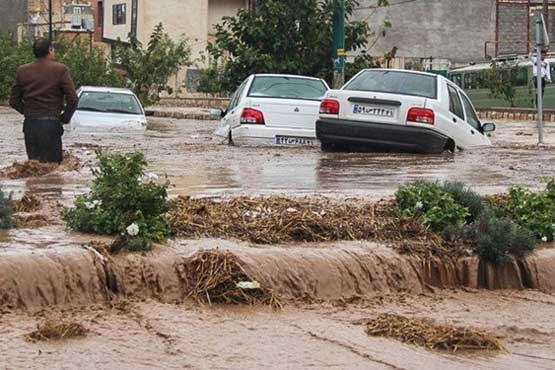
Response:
[72,111,146,132]
[251,98,321,130]
[337,90,427,126]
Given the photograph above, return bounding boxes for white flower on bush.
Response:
[142,173,159,183]
[84,201,95,209]
[542,236,548,243]
[85,200,102,210]
[414,201,423,210]
[126,223,140,236]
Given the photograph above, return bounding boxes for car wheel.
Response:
[321,142,334,152]
[444,139,456,153]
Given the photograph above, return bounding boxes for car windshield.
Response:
[77,91,143,115]
[248,76,328,100]
[344,70,437,99]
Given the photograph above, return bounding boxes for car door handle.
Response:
[471,130,475,134]
[453,117,457,123]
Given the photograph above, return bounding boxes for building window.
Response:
[112,3,126,25]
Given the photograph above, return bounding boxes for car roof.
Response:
[251,74,325,81]
[79,86,136,95]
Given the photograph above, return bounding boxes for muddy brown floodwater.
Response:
[1,106,555,369]
[1,106,555,203]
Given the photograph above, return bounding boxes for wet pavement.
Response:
[1,106,555,203]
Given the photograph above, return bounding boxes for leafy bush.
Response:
[395,181,469,232]
[470,209,536,264]
[499,181,555,242]
[0,33,33,101]
[63,152,170,243]
[113,23,191,105]
[439,182,485,222]
[0,187,12,229]
[56,39,123,89]
[396,181,538,264]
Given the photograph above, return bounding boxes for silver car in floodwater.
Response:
[70,86,147,132]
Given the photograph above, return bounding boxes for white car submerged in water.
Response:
[70,86,147,132]
[316,69,496,153]
[214,74,329,146]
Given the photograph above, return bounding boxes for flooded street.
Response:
[2,106,555,369]
[1,106,555,202]
[2,291,555,370]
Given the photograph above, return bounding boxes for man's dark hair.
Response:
[33,38,52,58]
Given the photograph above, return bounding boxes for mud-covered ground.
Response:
[2,107,555,369]
[1,106,555,202]
[2,291,554,370]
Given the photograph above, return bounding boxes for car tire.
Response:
[444,139,456,153]
[321,142,334,152]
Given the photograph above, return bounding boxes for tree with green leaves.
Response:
[114,23,191,105]
[198,0,390,94]
[482,60,521,107]
[56,39,124,90]
[0,34,33,101]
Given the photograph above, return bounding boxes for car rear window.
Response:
[344,70,437,99]
[248,76,328,100]
[78,92,143,115]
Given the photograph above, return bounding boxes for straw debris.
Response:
[27,319,88,342]
[167,196,465,257]
[11,193,41,213]
[0,152,81,179]
[179,249,282,309]
[366,314,503,352]
[13,214,50,228]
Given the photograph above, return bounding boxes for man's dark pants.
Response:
[23,118,64,163]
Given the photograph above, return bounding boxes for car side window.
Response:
[460,92,481,130]
[447,84,464,120]
[228,80,248,111]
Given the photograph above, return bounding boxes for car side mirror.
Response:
[209,108,226,119]
[482,122,496,133]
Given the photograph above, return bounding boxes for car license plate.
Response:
[275,135,314,145]
[353,104,395,118]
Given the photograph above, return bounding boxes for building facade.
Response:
[100,0,249,94]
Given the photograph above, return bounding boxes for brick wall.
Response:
[497,2,530,56]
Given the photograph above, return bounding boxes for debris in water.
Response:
[167,197,465,257]
[11,193,41,213]
[179,249,282,309]
[0,152,81,179]
[365,314,503,352]
[27,319,88,342]
[13,214,50,228]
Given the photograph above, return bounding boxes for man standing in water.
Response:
[9,38,78,163]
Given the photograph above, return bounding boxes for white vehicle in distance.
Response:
[316,69,496,154]
[214,74,329,146]
[70,86,147,132]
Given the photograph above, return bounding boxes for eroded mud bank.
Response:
[1,240,554,311]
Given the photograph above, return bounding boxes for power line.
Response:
[354,0,422,11]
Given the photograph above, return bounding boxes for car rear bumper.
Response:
[231,125,317,146]
[316,118,450,154]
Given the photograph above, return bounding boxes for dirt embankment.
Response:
[1,240,555,311]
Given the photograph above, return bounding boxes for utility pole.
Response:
[48,0,53,41]
[535,14,546,145]
[332,0,345,88]
[544,0,549,33]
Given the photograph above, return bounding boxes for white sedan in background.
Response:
[214,74,329,146]
[316,69,496,154]
[70,86,147,132]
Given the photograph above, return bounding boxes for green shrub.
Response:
[395,181,469,232]
[439,182,485,222]
[63,152,170,243]
[500,181,555,242]
[471,209,536,264]
[0,187,12,229]
[396,181,538,264]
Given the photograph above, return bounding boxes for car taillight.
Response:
[407,107,435,125]
[320,99,340,115]
[240,108,265,125]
